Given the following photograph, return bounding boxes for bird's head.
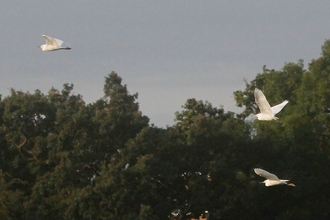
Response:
[38,45,46,51]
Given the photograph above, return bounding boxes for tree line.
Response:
[1,40,330,219]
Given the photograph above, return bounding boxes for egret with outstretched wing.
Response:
[254,88,288,120]
[254,168,295,187]
[39,35,71,51]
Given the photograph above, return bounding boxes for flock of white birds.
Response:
[39,35,294,187]
[253,88,294,187]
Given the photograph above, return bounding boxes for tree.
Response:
[232,40,330,219]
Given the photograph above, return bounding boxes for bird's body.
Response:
[254,168,295,187]
[255,112,275,121]
[39,35,71,52]
[254,88,288,121]
[263,179,289,187]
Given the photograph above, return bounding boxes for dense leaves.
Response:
[1,41,330,219]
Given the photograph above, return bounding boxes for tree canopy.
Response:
[1,41,330,219]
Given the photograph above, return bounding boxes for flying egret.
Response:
[254,88,288,121]
[39,35,71,51]
[254,168,295,187]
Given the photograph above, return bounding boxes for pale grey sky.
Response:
[1,1,330,127]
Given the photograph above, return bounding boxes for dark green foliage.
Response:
[1,41,330,219]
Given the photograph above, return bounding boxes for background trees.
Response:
[1,41,330,219]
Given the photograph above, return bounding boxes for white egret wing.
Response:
[42,35,63,47]
[52,38,64,47]
[254,168,280,181]
[254,88,272,115]
[42,35,56,46]
[271,100,289,116]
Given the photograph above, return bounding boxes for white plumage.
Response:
[254,168,295,187]
[254,88,288,120]
[39,35,71,52]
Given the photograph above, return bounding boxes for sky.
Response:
[1,1,330,127]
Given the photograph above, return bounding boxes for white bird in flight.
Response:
[254,88,288,121]
[254,168,295,187]
[39,35,71,52]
